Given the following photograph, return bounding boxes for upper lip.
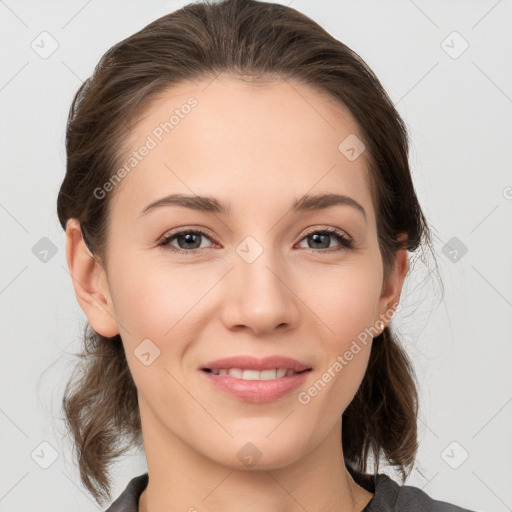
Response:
[201,355,312,372]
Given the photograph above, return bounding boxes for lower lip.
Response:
[200,370,311,403]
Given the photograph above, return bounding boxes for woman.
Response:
[57,0,474,510]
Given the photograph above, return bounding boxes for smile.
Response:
[200,368,312,403]
[202,368,309,380]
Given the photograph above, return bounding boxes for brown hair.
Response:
[57,0,440,505]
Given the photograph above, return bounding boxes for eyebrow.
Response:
[139,192,367,223]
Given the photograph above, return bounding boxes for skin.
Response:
[66,75,408,512]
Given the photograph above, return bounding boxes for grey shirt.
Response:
[104,465,476,511]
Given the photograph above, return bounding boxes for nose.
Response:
[219,246,300,336]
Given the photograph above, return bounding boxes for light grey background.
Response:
[1,0,511,511]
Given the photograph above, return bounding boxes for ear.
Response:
[65,219,120,338]
[374,235,408,333]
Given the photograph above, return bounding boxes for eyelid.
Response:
[158,225,218,244]
[158,225,352,242]
[158,225,354,254]
[301,225,352,243]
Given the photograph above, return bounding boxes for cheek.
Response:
[301,256,383,345]
[108,248,200,337]
[107,252,216,387]
[111,261,195,399]
[299,259,381,404]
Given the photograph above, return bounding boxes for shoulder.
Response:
[348,465,477,512]
[381,474,476,512]
[103,473,148,512]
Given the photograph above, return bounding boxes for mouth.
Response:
[201,367,311,380]
[200,367,312,403]
[198,355,313,402]
[200,355,312,374]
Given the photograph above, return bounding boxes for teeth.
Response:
[208,368,300,380]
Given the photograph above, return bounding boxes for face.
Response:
[69,75,406,471]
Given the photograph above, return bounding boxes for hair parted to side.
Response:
[57,0,441,505]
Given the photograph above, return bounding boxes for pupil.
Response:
[311,233,329,249]
[180,233,200,249]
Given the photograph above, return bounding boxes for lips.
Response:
[200,362,312,403]
[200,355,312,373]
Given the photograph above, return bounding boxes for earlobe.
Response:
[65,219,120,338]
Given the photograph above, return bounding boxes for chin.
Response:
[202,437,305,471]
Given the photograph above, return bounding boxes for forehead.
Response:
[109,75,374,220]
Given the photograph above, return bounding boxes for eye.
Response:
[158,226,353,255]
[296,227,353,253]
[159,228,216,255]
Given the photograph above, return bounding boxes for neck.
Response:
[140,473,370,512]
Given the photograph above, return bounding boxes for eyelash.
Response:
[158,227,353,256]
